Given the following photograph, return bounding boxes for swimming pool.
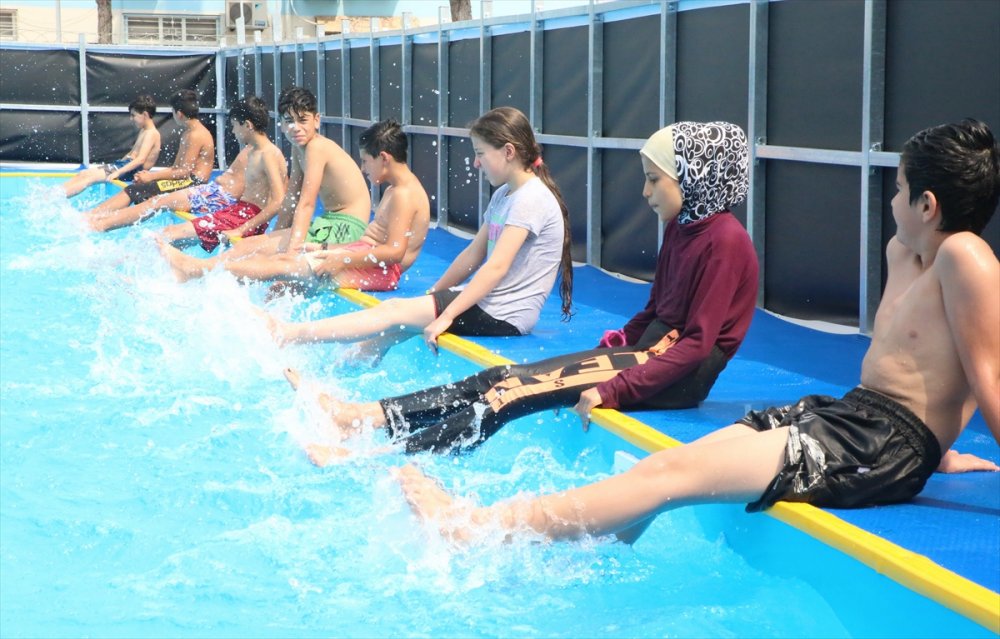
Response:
[0,175,992,637]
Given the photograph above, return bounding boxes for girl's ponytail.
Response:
[530,155,574,320]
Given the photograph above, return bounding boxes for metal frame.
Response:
[0,0,912,331]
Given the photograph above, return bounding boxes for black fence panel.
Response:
[448,38,480,128]
[884,0,1000,152]
[601,148,657,280]
[302,49,318,98]
[260,52,276,109]
[542,26,587,135]
[765,161,860,324]
[411,43,438,126]
[279,51,296,94]
[543,145,588,262]
[676,2,749,130]
[410,133,438,221]
[87,53,215,108]
[0,111,81,163]
[349,46,371,120]
[446,135,478,232]
[324,49,342,117]
[0,49,79,105]
[767,0,864,150]
[491,32,530,116]
[603,16,659,139]
[379,44,403,122]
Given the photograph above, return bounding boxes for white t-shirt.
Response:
[474,176,564,334]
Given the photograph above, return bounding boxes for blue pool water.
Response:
[0,176,991,638]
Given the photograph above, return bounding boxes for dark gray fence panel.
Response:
[601,148,657,280]
[349,47,371,120]
[603,15,659,139]
[542,25,587,135]
[86,112,168,164]
[447,38,480,128]
[765,162,861,324]
[446,136,478,232]
[544,145,588,262]
[260,51,275,109]
[767,0,864,150]
[87,53,216,108]
[379,44,403,122]
[279,51,295,94]
[411,43,437,126]
[491,32,530,116]
[0,49,79,105]
[0,111,81,163]
[324,48,342,117]
[676,2,749,131]
[410,133,439,221]
[302,49,318,97]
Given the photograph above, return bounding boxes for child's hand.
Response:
[423,316,452,355]
[573,388,604,433]
[222,228,244,245]
[936,449,1000,473]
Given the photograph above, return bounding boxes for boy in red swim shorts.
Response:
[158,96,286,252]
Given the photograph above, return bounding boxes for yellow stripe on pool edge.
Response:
[335,284,999,634]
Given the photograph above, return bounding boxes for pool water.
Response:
[0,176,991,638]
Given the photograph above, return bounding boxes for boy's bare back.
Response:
[861,232,1000,451]
[176,120,215,182]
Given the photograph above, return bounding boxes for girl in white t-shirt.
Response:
[268,106,574,356]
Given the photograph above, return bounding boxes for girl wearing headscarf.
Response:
[290,121,759,460]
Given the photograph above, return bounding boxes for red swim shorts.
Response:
[191,200,266,252]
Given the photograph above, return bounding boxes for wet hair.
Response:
[901,118,1000,235]
[169,90,200,119]
[230,95,269,132]
[469,106,574,320]
[128,94,156,117]
[360,119,407,163]
[277,86,318,118]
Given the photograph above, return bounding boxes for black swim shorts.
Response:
[431,288,520,337]
[742,387,942,512]
[124,175,203,205]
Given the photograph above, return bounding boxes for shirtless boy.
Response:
[395,118,1000,544]
[62,94,161,198]
[156,96,286,252]
[87,89,215,231]
[100,143,253,231]
[160,118,429,291]
[157,87,370,276]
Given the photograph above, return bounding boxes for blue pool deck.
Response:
[346,226,1000,632]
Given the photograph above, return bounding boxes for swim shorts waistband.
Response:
[843,387,942,467]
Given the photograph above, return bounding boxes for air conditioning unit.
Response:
[226,0,268,30]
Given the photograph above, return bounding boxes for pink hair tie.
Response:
[532,156,543,169]
[598,329,628,348]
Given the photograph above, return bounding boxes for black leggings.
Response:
[379,323,728,454]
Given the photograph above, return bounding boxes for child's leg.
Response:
[281,295,438,343]
[85,191,132,226]
[63,168,106,198]
[398,425,788,543]
[222,252,312,283]
[159,220,200,246]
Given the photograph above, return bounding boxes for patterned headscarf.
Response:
[641,121,750,225]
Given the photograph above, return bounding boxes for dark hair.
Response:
[360,119,407,163]
[128,94,156,117]
[277,86,318,118]
[169,90,200,118]
[230,95,269,132]
[901,118,1000,235]
[469,106,574,320]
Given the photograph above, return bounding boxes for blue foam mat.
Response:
[380,227,1000,594]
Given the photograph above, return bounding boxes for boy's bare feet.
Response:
[250,306,291,344]
[395,465,481,545]
[156,237,206,282]
[304,443,353,467]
